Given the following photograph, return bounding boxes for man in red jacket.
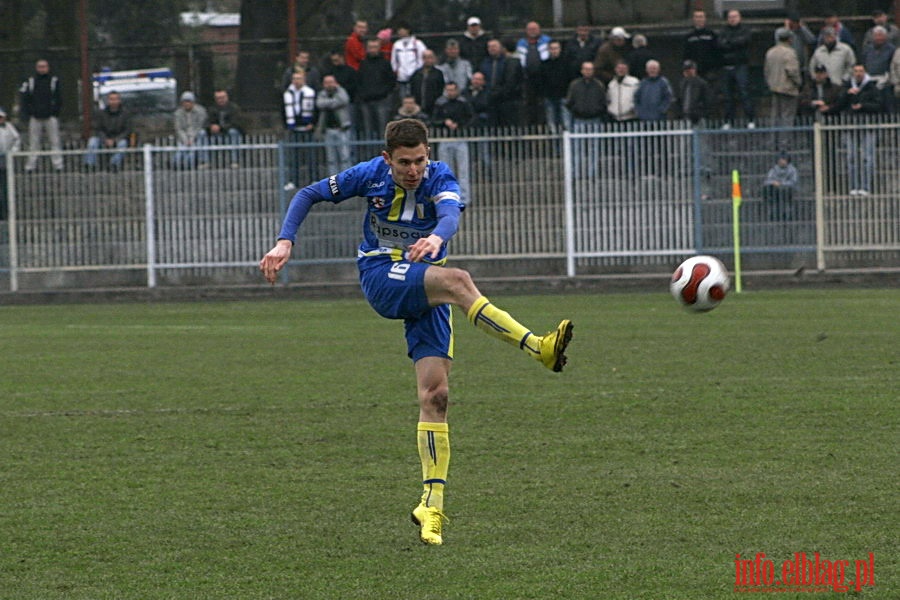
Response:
[344,20,368,70]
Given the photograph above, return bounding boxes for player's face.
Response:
[384,143,430,191]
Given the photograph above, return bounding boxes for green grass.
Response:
[1,289,897,599]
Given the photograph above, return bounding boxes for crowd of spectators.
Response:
[5,8,900,191]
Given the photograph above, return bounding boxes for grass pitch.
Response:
[1,289,897,599]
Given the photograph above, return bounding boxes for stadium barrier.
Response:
[2,118,898,291]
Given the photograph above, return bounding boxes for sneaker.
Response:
[747,121,756,129]
[857,189,869,196]
[411,503,447,545]
[721,123,731,130]
[230,162,240,169]
[849,189,860,196]
[539,319,574,372]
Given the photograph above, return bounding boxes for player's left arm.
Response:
[407,200,461,262]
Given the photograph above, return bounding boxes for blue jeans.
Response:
[544,97,571,133]
[572,118,603,179]
[208,127,242,164]
[844,130,876,193]
[436,140,470,205]
[85,136,128,167]
[323,128,352,176]
[172,131,209,169]
[721,64,754,121]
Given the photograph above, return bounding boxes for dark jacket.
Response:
[718,23,752,67]
[431,95,475,132]
[540,55,576,100]
[833,77,883,115]
[92,105,132,142]
[564,34,602,75]
[207,101,246,135]
[463,86,491,127]
[566,76,607,119]
[459,33,488,69]
[409,66,446,116]
[356,55,396,102]
[798,77,842,116]
[683,27,720,76]
[676,76,712,123]
[634,75,673,121]
[322,64,358,101]
[20,72,62,119]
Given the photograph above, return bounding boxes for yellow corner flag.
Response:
[731,170,743,293]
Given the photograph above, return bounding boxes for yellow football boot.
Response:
[538,319,574,372]
[411,503,448,545]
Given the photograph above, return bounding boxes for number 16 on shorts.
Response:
[389,262,411,281]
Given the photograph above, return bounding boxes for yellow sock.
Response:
[417,422,450,510]
[467,296,540,359]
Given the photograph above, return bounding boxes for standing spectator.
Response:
[606,60,639,123]
[410,50,446,117]
[323,50,358,103]
[19,59,63,172]
[719,10,756,127]
[628,34,655,80]
[566,61,607,125]
[566,61,606,177]
[799,64,841,121]
[564,25,601,77]
[676,60,713,125]
[172,91,209,170]
[861,27,896,111]
[207,89,245,168]
[315,75,353,175]
[84,90,132,172]
[391,23,427,99]
[891,47,900,107]
[459,16,488,69]
[356,39,396,138]
[431,82,474,205]
[480,38,524,127]
[464,71,491,128]
[634,60,673,121]
[834,63,882,195]
[863,10,900,48]
[283,71,316,186]
[817,11,855,49]
[775,11,817,79]
[683,9,719,80]
[391,95,429,123]
[345,20,368,70]
[540,40,575,131]
[764,29,803,129]
[281,50,321,91]
[377,28,394,62]
[761,151,799,240]
[809,27,856,85]
[594,27,631,84]
[437,39,473,91]
[0,107,20,220]
[516,21,551,125]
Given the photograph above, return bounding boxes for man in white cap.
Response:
[594,26,632,84]
[172,91,209,169]
[459,16,488,68]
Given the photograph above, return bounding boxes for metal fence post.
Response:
[144,144,157,288]
[813,121,826,272]
[563,129,575,277]
[7,152,17,292]
[692,127,704,253]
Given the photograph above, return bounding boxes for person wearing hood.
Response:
[834,64,883,196]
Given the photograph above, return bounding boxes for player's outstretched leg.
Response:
[466,296,574,372]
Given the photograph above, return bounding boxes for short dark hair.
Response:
[384,118,428,154]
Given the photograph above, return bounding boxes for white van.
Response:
[93,67,177,113]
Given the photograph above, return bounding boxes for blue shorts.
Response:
[359,260,453,362]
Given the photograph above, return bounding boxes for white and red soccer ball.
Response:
[670,255,730,312]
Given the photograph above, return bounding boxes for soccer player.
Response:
[259,119,573,545]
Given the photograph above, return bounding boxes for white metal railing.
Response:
[2,119,899,291]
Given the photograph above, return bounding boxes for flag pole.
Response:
[731,169,743,293]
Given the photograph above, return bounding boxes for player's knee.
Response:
[421,385,449,416]
[443,268,476,298]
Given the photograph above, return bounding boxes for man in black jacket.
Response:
[834,64,883,195]
[20,59,63,171]
[356,39,397,138]
[431,82,475,204]
[410,49,446,117]
[718,10,755,127]
[84,91,132,171]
